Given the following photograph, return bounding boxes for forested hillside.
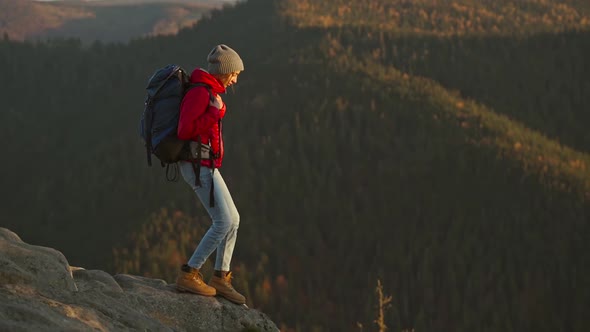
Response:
[1,0,589,331]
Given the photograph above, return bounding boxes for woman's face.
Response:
[218,71,240,88]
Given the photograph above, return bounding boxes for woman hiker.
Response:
[175,44,245,305]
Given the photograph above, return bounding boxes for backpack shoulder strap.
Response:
[186,83,214,103]
[184,82,217,207]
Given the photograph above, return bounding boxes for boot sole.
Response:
[176,284,216,296]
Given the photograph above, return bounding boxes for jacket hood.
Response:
[189,68,226,94]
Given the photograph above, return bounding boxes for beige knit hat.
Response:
[207,44,244,75]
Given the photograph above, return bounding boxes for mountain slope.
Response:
[0,0,589,331]
[280,0,590,152]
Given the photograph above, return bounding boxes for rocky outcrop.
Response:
[0,228,278,332]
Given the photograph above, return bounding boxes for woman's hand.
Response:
[210,94,223,109]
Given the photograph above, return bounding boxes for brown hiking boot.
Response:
[209,272,246,304]
[176,265,216,296]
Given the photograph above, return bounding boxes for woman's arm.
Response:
[178,87,220,140]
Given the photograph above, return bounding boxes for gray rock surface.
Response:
[0,228,279,332]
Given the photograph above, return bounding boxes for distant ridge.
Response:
[0,0,232,43]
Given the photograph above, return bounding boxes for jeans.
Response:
[178,161,240,271]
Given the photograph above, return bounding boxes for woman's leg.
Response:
[178,162,240,270]
[210,170,240,271]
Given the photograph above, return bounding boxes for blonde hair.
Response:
[213,71,240,87]
[213,71,239,80]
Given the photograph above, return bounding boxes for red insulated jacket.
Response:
[178,68,227,168]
